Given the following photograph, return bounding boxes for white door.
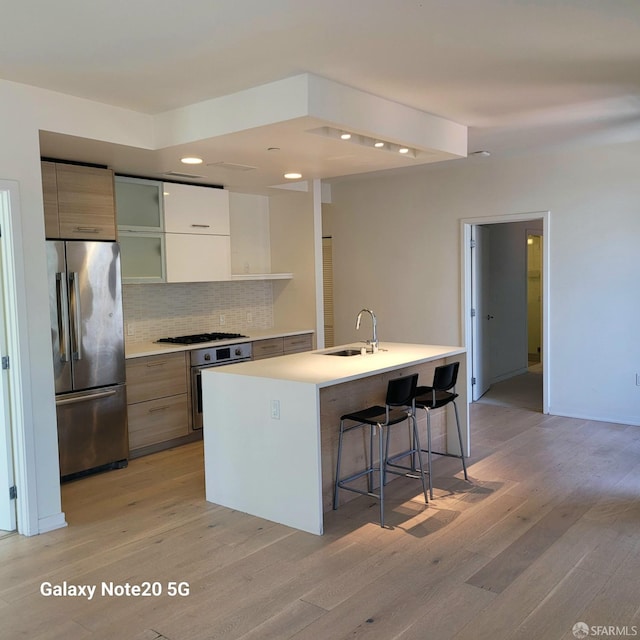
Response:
[0,227,16,531]
[471,225,492,400]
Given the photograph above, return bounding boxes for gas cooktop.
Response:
[156,332,248,345]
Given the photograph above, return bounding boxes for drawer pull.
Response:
[190,224,210,228]
[148,405,171,413]
[74,226,101,233]
[146,361,167,368]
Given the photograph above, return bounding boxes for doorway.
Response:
[0,188,17,532]
[462,211,550,414]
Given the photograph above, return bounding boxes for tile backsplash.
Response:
[123,280,274,343]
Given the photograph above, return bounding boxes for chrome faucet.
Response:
[356,308,378,352]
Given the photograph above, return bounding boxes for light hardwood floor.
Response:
[2,392,640,640]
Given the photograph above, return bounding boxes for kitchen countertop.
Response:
[203,342,466,388]
[125,328,314,359]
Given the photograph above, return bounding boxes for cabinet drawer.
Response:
[163,183,230,235]
[128,394,189,450]
[284,334,313,354]
[252,337,284,360]
[126,352,188,404]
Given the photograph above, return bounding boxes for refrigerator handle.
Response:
[55,388,117,406]
[55,272,70,363]
[69,271,83,361]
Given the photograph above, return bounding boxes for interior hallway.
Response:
[475,364,544,413]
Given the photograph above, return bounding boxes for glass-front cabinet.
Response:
[115,176,164,231]
[115,176,165,283]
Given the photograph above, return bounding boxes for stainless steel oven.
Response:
[190,342,252,429]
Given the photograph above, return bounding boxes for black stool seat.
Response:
[341,405,417,427]
[414,387,459,410]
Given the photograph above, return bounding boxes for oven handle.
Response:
[191,359,252,429]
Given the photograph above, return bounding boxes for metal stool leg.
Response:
[378,424,385,527]
[426,409,433,499]
[368,424,375,492]
[410,413,429,503]
[333,419,346,510]
[453,400,468,480]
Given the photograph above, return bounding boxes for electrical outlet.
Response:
[270,400,280,420]
[219,314,225,325]
[246,312,253,325]
[127,323,135,336]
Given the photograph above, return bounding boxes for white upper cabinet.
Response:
[165,234,231,283]
[163,182,230,235]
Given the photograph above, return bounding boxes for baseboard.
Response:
[491,366,529,385]
[548,408,640,428]
[38,511,67,534]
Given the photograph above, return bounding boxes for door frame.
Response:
[461,210,550,414]
[0,181,38,535]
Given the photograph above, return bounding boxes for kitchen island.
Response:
[202,342,467,534]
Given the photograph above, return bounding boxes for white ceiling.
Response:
[8,0,640,190]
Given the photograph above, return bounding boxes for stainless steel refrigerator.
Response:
[47,240,128,479]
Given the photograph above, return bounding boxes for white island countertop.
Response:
[206,342,466,387]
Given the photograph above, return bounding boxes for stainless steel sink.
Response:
[323,348,362,356]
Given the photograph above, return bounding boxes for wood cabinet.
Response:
[41,161,116,240]
[252,333,313,360]
[41,161,60,238]
[252,337,284,360]
[284,333,313,354]
[125,352,190,455]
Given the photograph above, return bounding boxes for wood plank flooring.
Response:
[2,386,640,640]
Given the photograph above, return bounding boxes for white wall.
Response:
[0,80,155,533]
[327,143,640,425]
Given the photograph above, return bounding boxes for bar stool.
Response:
[414,362,468,498]
[332,373,428,527]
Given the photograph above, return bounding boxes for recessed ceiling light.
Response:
[181,156,203,165]
[374,141,385,148]
[340,132,352,140]
[399,147,410,154]
[284,172,302,180]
